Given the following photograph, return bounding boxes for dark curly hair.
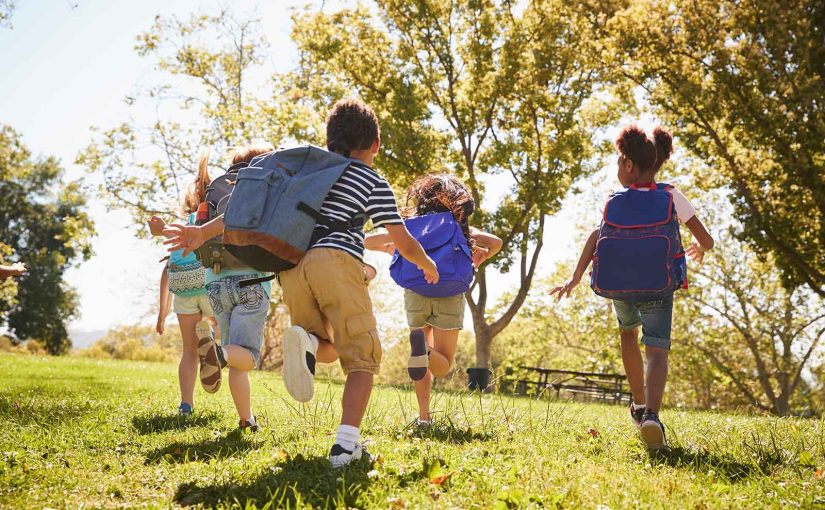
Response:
[652,126,673,172]
[326,98,380,158]
[615,124,658,173]
[404,174,476,249]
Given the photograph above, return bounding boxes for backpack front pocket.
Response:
[594,236,671,293]
[225,168,285,230]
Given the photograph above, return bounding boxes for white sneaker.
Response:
[282,326,316,402]
[329,442,364,468]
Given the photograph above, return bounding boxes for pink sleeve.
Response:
[668,188,697,224]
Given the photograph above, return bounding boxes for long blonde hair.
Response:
[183,148,212,214]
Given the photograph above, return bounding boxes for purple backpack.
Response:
[390,212,474,298]
[590,183,687,302]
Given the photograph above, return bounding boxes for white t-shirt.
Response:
[634,186,697,224]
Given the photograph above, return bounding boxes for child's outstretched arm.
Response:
[469,228,503,268]
[0,262,27,279]
[364,231,395,255]
[385,223,440,284]
[164,215,224,255]
[684,216,714,263]
[157,264,171,335]
[549,228,598,301]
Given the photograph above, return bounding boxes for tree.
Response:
[608,0,825,295]
[77,10,285,229]
[0,125,95,354]
[286,0,611,367]
[0,0,14,28]
[683,227,825,416]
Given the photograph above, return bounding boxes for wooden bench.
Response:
[507,366,632,404]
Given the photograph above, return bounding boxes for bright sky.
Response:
[0,0,647,342]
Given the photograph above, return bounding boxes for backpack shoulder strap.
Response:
[297,202,366,232]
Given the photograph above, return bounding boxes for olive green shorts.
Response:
[404,289,465,330]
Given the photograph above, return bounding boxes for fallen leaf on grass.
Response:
[815,468,824,480]
[276,449,289,460]
[588,428,600,438]
[429,472,453,486]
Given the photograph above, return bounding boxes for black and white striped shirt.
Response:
[310,161,403,260]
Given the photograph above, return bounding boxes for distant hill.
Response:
[68,328,108,349]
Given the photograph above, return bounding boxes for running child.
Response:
[148,152,216,416]
[163,99,438,467]
[155,142,275,429]
[549,125,713,449]
[365,174,501,426]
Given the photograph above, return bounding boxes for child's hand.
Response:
[163,224,205,256]
[381,243,396,255]
[148,216,166,237]
[156,315,165,335]
[418,256,440,285]
[686,242,706,264]
[472,246,489,268]
[549,275,581,301]
[0,262,27,279]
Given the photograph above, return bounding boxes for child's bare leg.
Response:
[414,328,459,422]
[413,372,433,421]
[644,345,669,412]
[429,328,459,377]
[412,328,435,421]
[222,346,255,421]
[316,338,339,363]
[177,313,201,406]
[341,371,372,428]
[223,344,255,371]
[620,327,646,405]
[228,368,252,422]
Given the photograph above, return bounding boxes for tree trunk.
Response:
[774,395,790,417]
[475,328,493,369]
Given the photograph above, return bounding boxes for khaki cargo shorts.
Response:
[279,248,382,375]
[404,289,465,330]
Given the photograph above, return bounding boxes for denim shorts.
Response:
[612,293,674,350]
[207,275,270,366]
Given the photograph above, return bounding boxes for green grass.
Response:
[0,353,823,509]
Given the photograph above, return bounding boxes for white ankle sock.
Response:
[335,424,360,451]
[307,333,319,354]
[633,402,646,412]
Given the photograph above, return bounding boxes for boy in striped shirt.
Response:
[279,98,439,467]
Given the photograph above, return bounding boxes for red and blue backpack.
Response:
[590,182,687,302]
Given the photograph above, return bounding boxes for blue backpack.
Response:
[390,212,474,298]
[590,183,687,302]
[222,145,365,273]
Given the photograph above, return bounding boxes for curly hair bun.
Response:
[653,126,673,170]
[615,124,657,172]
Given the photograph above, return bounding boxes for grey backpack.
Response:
[195,162,268,274]
[222,145,365,273]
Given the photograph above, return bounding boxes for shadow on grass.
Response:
[174,454,373,508]
[131,411,219,434]
[649,446,759,481]
[405,418,495,444]
[145,429,256,464]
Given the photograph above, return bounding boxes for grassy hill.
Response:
[0,353,823,509]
